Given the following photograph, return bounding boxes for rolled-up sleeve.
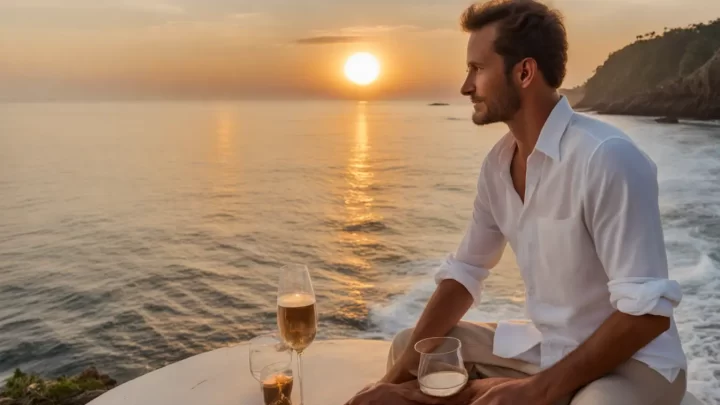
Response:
[584,137,682,317]
[435,159,506,305]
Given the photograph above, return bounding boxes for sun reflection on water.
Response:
[345,101,376,220]
[338,101,383,304]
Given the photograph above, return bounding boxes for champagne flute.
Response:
[415,337,468,397]
[277,263,317,405]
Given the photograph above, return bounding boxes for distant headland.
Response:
[563,18,720,120]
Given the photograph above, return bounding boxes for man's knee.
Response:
[389,322,496,356]
[387,328,414,372]
[390,328,414,354]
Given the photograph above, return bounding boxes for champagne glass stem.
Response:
[297,350,305,405]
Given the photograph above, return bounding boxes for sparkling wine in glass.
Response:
[415,337,468,397]
[277,263,317,405]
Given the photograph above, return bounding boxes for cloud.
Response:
[0,1,188,31]
[337,25,419,35]
[130,2,186,15]
[307,24,419,37]
[292,25,424,45]
[142,12,267,38]
[227,12,264,20]
[294,35,366,45]
[0,1,185,14]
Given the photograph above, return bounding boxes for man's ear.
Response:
[517,58,537,88]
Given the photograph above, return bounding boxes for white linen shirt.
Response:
[435,97,687,382]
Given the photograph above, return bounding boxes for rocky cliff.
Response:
[592,49,720,119]
[576,18,720,120]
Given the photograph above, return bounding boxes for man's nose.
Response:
[460,74,475,96]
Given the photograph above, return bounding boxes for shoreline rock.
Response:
[0,367,116,405]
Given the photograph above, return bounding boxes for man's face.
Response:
[461,24,521,126]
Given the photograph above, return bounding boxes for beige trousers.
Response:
[388,322,687,405]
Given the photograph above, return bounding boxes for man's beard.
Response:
[472,79,521,126]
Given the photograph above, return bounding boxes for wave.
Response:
[673,254,720,405]
[342,220,388,233]
[364,261,526,340]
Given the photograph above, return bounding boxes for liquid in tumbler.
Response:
[419,370,468,397]
[262,373,293,405]
[277,293,317,353]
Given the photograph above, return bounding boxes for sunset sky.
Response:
[2,0,719,101]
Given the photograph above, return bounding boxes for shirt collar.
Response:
[533,96,574,162]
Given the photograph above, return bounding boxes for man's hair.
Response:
[461,0,568,89]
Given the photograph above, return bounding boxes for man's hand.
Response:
[380,365,415,384]
[344,381,445,405]
[445,378,516,405]
[467,378,550,405]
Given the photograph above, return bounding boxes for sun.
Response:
[344,52,380,86]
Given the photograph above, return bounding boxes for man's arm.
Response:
[527,311,669,404]
[383,158,506,384]
[383,279,474,383]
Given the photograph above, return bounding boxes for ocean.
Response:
[0,101,718,403]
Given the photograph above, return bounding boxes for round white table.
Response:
[88,340,389,405]
[88,339,704,405]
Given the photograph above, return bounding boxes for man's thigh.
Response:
[570,361,686,405]
[388,321,539,377]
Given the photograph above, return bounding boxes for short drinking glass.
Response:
[249,334,294,405]
[415,337,468,397]
[259,362,293,405]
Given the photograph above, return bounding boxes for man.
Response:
[346,0,688,404]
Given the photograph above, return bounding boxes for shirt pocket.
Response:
[534,215,589,304]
